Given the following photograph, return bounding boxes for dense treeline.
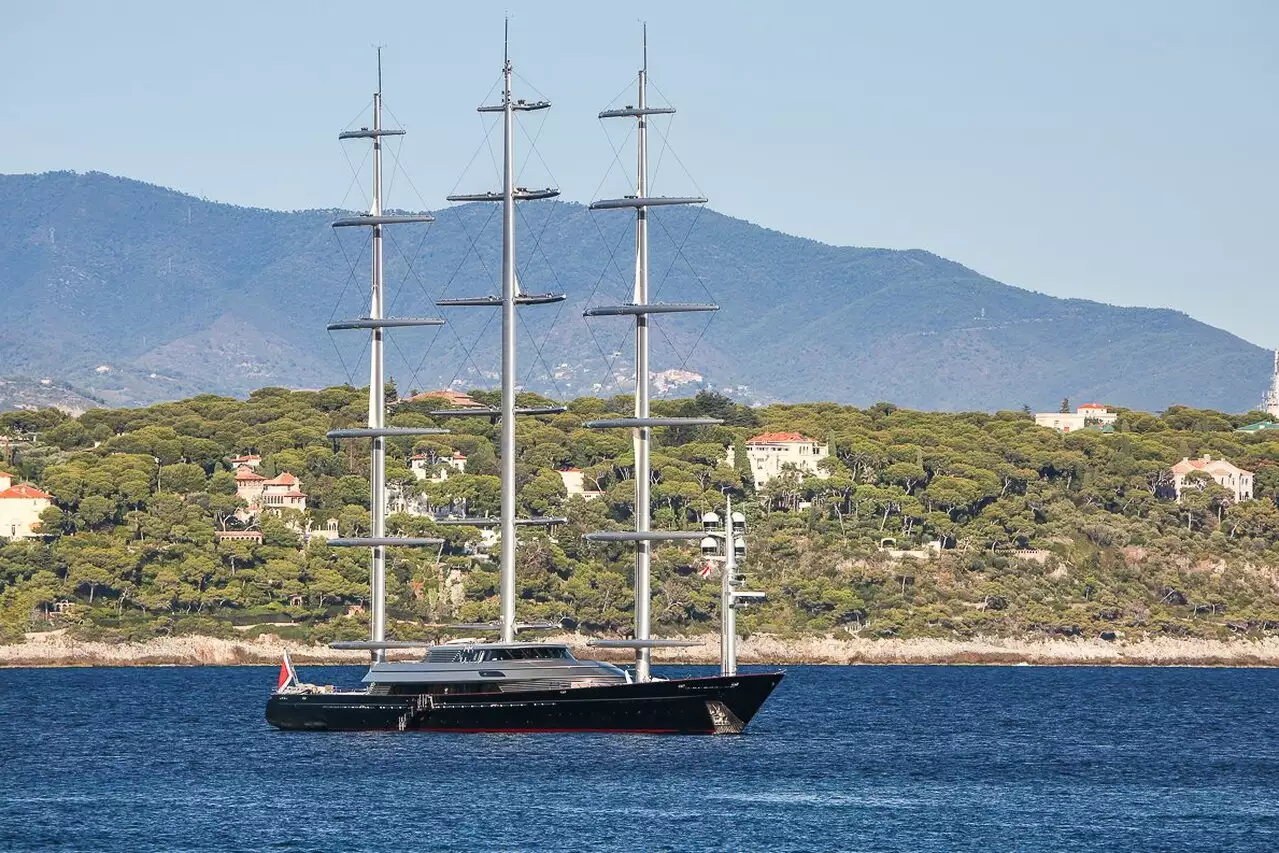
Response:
[2,388,1279,645]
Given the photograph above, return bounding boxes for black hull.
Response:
[266,672,783,734]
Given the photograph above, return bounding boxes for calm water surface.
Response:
[1,664,1276,851]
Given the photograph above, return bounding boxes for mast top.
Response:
[642,21,647,74]
[377,45,383,96]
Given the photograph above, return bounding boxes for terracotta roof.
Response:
[1078,403,1107,410]
[0,483,52,500]
[281,490,307,498]
[400,389,485,408]
[263,472,298,486]
[746,432,817,445]
[234,466,266,481]
[410,454,428,460]
[230,454,261,462]
[1171,456,1252,477]
[559,467,582,473]
[453,452,467,459]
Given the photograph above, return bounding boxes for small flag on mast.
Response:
[698,560,714,579]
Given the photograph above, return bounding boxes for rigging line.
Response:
[645,99,708,200]
[385,326,429,398]
[380,220,437,318]
[647,205,712,370]
[338,143,374,214]
[581,210,641,391]
[340,97,375,135]
[383,130,407,210]
[439,308,499,393]
[596,118,640,198]
[513,107,551,187]
[327,225,370,325]
[515,300,567,400]
[653,201,714,306]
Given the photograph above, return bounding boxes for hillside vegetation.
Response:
[3,389,1279,646]
[0,170,1271,411]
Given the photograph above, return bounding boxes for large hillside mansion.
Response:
[1170,455,1254,502]
[0,470,51,539]
[1034,403,1118,433]
[729,432,832,488]
[234,467,307,515]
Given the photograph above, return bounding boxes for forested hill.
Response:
[2,389,1279,645]
[0,170,1271,412]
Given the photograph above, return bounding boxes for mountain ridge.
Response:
[0,170,1269,412]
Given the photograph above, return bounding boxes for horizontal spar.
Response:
[598,106,676,119]
[589,196,707,210]
[338,128,407,140]
[583,302,718,317]
[583,531,705,543]
[447,188,559,202]
[326,317,445,331]
[436,293,566,307]
[332,214,435,227]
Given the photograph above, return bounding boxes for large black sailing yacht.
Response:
[265,33,782,734]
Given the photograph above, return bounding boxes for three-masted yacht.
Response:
[265,35,782,734]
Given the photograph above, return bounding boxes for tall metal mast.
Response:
[436,23,566,644]
[582,27,721,682]
[327,51,449,660]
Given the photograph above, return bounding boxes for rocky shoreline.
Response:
[5,630,1279,668]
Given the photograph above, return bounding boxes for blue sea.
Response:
[1,664,1277,851]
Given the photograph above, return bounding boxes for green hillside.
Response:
[3,390,1279,645]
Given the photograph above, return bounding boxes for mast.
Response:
[582,26,721,682]
[499,30,518,644]
[632,27,654,680]
[436,22,566,644]
[327,51,448,661]
[369,50,388,655]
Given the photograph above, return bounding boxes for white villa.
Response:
[1034,403,1118,433]
[1170,455,1254,502]
[0,470,52,539]
[730,432,831,488]
[411,452,467,482]
[558,468,602,501]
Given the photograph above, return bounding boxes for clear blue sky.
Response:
[4,0,1276,347]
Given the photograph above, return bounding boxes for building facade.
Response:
[1034,403,1119,433]
[411,452,467,482]
[734,432,831,488]
[558,468,602,501]
[0,470,52,539]
[1170,455,1254,502]
[235,466,307,514]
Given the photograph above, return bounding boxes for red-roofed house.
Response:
[397,389,486,409]
[0,470,52,539]
[235,466,307,515]
[1171,455,1254,502]
[732,432,831,487]
[260,472,307,512]
[229,453,262,469]
[234,465,268,505]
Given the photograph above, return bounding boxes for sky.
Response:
[3,0,1276,347]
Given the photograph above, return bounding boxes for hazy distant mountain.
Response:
[0,171,1270,412]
